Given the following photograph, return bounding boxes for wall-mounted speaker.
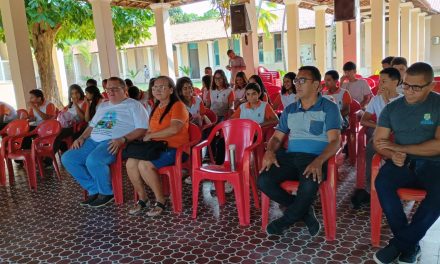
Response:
[230,4,251,34]
[334,0,356,22]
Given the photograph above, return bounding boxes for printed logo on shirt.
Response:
[95,111,117,129]
[420,113,434,125]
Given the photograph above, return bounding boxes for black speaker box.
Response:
[230,4,251,34]
[334,0,356,21]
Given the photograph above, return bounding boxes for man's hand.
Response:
[391,151,406,167]
[72,137,85,149]
[259,150,279,173]
[107,138,124,155]
[303,158,324,183]
[375,139,402,152]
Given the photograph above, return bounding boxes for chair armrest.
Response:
[192,140,209,169]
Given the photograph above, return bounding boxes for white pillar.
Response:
[336,21,344,72]
[400,2,413,62]
[90,0,120,79]
[364,19,372,74]
[425,16,432,63]
[410,8,420,64]
[0,0,37,109]
[314,5,327,74]
[241,0,259,77]
[52,47,69,105]
[388,0,400,56]
[147,47,155,77]
[371,0,385,73]
[285,0,301,72]
[150,3,176,80]
[120,50,127,78]
[175,44,183,76]
[418,13,426,62]
[207,41,214,69]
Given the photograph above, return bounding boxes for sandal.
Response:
[128,199,150,215]
[146,201,166,217]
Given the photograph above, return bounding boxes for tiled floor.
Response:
[0,157,392,264]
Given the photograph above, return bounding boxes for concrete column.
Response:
[314,5,327,74]
[410,8,420,63]
[207,41,214,69]
[336,21,344,72]
[0,0,37,109]
[425,16,432,63]
[175,44,183,76]
[388,0,400,56]
[90,0,120,79]
[150,3,176,80]
[364,19,372,74]
[400,2,413,62]
[284,0,301,72]
[241,0,259,77]
[120,50,127,78]
[147,47,155,77]
[371,0,385,73]
[418,13,426,62]
[52,47,69,105]
[343,19,361,67]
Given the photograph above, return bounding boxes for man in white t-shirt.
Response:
[340,61,372,109]
[62,77,149,208]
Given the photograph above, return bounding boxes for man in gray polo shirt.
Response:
[373,62,440,264]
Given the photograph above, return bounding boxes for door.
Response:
[188,43,200,79]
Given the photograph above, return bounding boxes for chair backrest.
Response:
[265,85,281,97]
[35,120,62,138]
[363,78,375,89]
[204,109,218,125]
[434,76,440,82]
[433,81,440,93]
[371,85,379,96]
[349,100,361,117]
[16,109,29,120]
[2,119,30,137]
[210,119,262,166]
[189,123,202,144]
[193,88,202,96]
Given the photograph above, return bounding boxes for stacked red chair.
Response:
[192,119,263,226]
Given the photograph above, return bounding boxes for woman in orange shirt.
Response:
[126,76,190,216]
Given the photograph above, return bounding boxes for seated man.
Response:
[341,61,372,109]
[28,89,57,125]
[391,57,408,94]
[323,70,351,129]
[62,77,149,208]
[381,56,394,69]
[373,62,440,264]
[257,66,341,236]
[0,101,17,130]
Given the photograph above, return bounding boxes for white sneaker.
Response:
[210,182,234,193]
[184,177,192,185]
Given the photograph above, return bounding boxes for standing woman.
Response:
[206,69,234,120]
[176,77,208,127]
[271,72,297,110]
[126,76,190,216]
[84,85,103,122]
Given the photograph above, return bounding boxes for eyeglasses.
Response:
[214,77,223,81]
[105,87,124,93]
[293,78,314,85]
[402,82,431,92]
[152,85,168,91]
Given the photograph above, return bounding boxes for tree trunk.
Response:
[31,23,62,107]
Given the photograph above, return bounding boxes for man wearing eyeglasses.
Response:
[257,66,342,237]
[373,62,440,264]
[62,77,149,208]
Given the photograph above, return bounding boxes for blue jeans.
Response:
[61,139,116,196]
[375,159,440,251]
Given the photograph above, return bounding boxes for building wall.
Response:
[198,41,210,78]
[430,15,440,69]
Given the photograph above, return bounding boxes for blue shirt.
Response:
[276,95,342,155]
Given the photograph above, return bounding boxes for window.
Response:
[233,39,240,56]
[214,40,220,66]
[274,33,282,62]
[188,43,198,50]
[258,36,264,63]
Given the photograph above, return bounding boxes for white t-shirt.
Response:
[341,79,372,103]
[89,98,149,142]
[365,94,403,118]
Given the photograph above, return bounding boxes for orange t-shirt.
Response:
[149,101,189,149]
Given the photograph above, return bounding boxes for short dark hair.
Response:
[325,70,339,81]
[29,89,44,101]
[205,66,212,71]
[343,61,356,71]
[299,66,321,82]
[245,83,261,94]
[391,57,408,67]
[227,49,234,55]
[86,78,97,87]
[127,86,141,99]
[125,78,134,87]
[381,56,394,65]
[281,72,297,95]
[406,62,434,83]
[380,67,401,83]
[107,76,126,88]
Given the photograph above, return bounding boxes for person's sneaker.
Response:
[266,217,292,236]
[351,188,371,209]
[184,176,192,185]
[398,245,421,264]
[303,206,321,237]
[79,194,98,206]
[129,200,150,215]
[373,243,401,264]
[88,194,114,208]
[225,182,233,194]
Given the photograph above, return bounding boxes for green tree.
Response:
[0,0,154,106]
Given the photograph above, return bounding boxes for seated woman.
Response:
[233,71,248,109]
[176,76,209,127]
[0,101,17,130]
[206,69,234,121]
[230,83,278,127]
[28,89,57,125]
[248,75,270,103]
[201,74,212,105]
[271,72,297,111]
[126,76,190,216]
[84,85,103,122]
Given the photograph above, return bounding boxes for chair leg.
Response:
[6,159,14,184]
[214,180,226,206]
[250,175,260,210]
[51,155,62,180]
[230,178,247,226]
[261,194,270,230]
[320,184,336,241]
[36,157,44,180]
[371,189,383,247]
[0,156,6,186]
[110,164,124,205]
[24,157,37,191]
[192,175,201,219]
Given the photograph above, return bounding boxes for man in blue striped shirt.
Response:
[257,66,342,236]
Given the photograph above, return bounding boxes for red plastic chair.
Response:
[265,85,281,98]
[433,81,440,93]
[368,75,379,85]
[434,76,440,82]
[261,148,341,241]
[356,126,367,189]
[201,109,218,133]
[193,88,202,97]
[370,154,427,247]
[192,119,263,226]
[60,121,89,152]
[0,120,30,186]
[362,78,376,89]
[3,120,61,190]
[16,109,29,120]
[345,100,361,165]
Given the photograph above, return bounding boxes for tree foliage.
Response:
[169,7,219,24]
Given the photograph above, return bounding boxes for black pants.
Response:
[257,150,327,223]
